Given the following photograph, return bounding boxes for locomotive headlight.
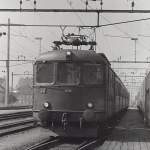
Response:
[43,102,49,108]
[67,51,71,56]
[66,51,72,61]
[87,102,94,109]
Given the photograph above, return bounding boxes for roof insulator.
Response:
[131,1,135,11]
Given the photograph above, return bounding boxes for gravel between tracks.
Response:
[0,127,57,150]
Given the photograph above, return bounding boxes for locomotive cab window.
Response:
[36,62,54,83]
[57,63,80,85]
[82,64,103,84]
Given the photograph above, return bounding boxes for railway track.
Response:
[0,110,33,121]
[25,137,100,150]
[76,139,99,150]
[0,117,35,136]
[0,109,35,136]
[25,137,61,150]
[0,105,32,110]
[24,115,120,150]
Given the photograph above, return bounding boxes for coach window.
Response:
[36,62,54,83]
[57,63,80,84]
[82,64,103,84]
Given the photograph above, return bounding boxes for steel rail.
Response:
[0,118,35,137]
[26,137,100,150]
[76,139,98,150]
[0,111,33,121]
[0,105,32,110]
[25,137,60,150]
[0,118,35,129]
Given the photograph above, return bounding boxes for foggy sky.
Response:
[0,0,150,98]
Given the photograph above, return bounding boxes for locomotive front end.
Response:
[33,50,105,137]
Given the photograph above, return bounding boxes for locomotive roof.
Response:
[36,49,110,65]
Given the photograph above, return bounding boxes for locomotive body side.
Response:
[145,73,150,125]
[114,73,129,114]
[136,75,150,125]
[136,81,145,113]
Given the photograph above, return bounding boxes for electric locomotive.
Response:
[33,33,129,138]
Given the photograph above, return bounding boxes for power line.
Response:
[66,0,85,26]
[0,16,148,28]
[101,28,113,55]
[10,28,48,57]
[12,27,49,52]
[99,15,132,37]
[79,1,133,38]
[10,61,33,67]
[104,34,131,38]
[119,75,145,78]
[0,59,34,62]
[138,34,150,37]
[113,67,147,70]
[110,60,150,63]
[11,37,37,58]
[104,34,150,54]
[99,17,150,28]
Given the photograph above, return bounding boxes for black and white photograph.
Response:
[0,0,150,149]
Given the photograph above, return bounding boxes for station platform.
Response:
[97,108,150,150]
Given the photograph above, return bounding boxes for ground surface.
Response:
[0,127,57,150]
[96,108,150,150]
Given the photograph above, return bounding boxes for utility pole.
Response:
[11,72,13,92]
[35,37,42,56]
[5,18,10,106]
[131,38,138,62]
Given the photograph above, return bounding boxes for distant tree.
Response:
[0,77,18,104]
[0,77,5,88]
[16,77,33,94]
[8,94,18,104]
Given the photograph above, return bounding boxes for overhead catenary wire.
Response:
[0,59,34,62]
[100,28,113,55]
[79,0,131,57]
[6,27,48,58]
[66,0,85,26]
[10,61,34,67]
[15,27,49,52]
[103,34,131,38]
[11,35,39,58]
[0,61,33,68]
[0,16,148,28]
[0,26,31,60]
[104,33,150,53]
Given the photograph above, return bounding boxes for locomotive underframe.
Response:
[33,108,127,138]
[34,110,105,137]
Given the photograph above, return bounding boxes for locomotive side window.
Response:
[57,63,80,84]
[36,62,54,83]
[82,64,103,84]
